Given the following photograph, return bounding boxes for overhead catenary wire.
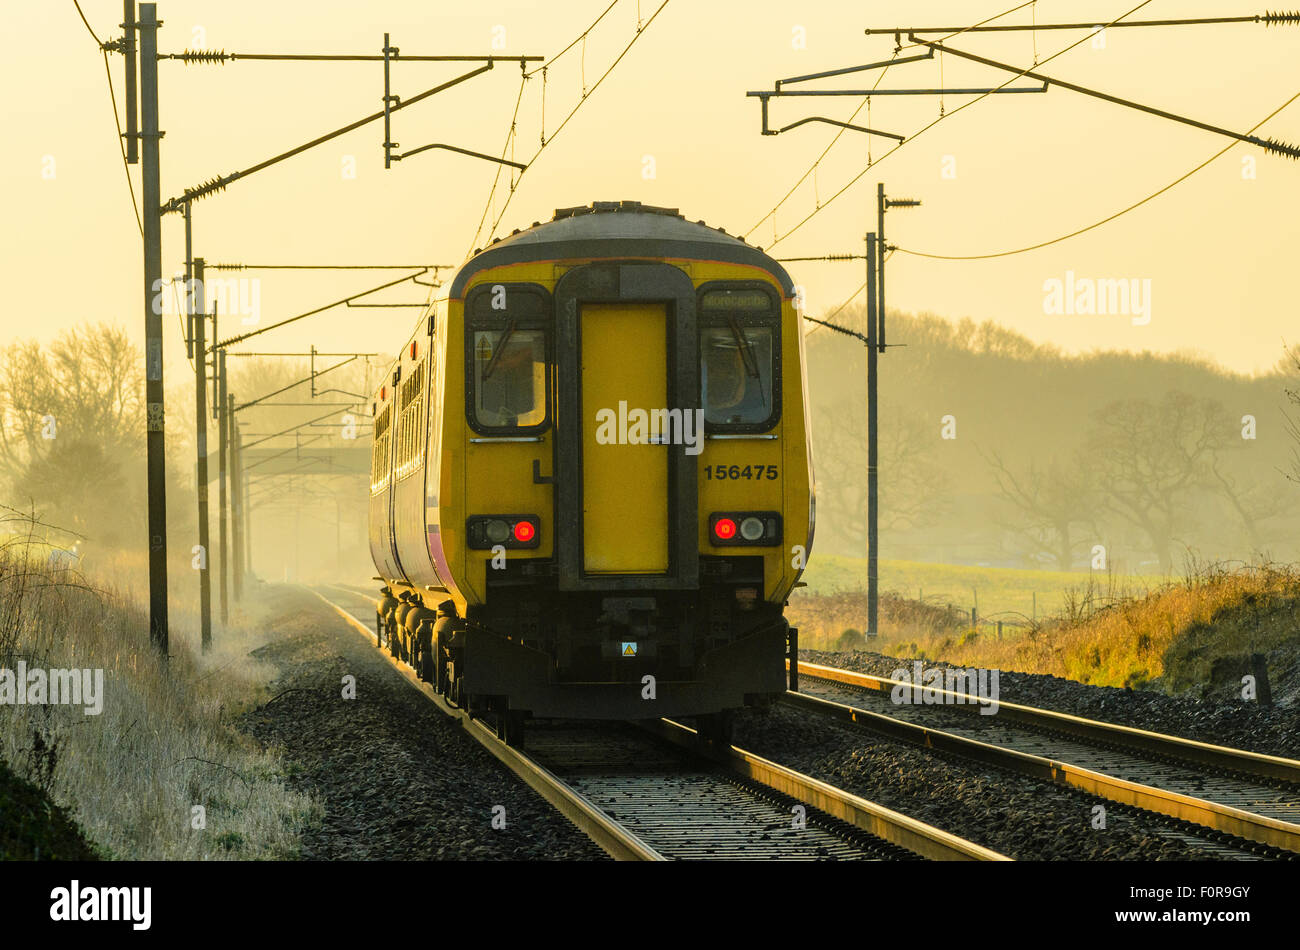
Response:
[242,408,355,450]
[465,0,632,257]
[234,357,361,412]
[465,73,530,259]
[871,11,1300,35]
[894,87,1300,261]
[164,51,541,64]
[907,34,1300,157]
[73,1,144,237]
[207,263,451,271]
[211,270,427,350]
[162,63,500,212]
[471,0,673,251]
[803,250,894,338]
[525,0,621,78]
[744,0,1039,241]
[754,0,1159,250]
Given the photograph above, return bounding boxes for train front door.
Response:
[580,303,670,574]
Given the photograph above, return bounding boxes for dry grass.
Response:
[787,589,966,652]
[0,522,319,859]
[794,558,1300,693]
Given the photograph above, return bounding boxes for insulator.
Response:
[176,48,229,65]
[184,174,237,204]
[1260,137,1300,159]
[1261,10,1300,25]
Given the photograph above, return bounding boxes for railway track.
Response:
[309,586,1007,861]
[789,660,1300,858]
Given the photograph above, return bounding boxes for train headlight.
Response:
[709,511,782,547]
[467,515,541,549]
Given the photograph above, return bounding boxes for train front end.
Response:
[378,201,815,726]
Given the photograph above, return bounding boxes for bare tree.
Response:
[1083,392,1230,573]
[810,393,951,553]
[1286,343,1300,486]
[983,449,1096,569]
[0,325,144,543]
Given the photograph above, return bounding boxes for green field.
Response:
[799,554,1168,623]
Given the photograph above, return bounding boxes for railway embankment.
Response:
[794,561,1300,738]
[802,641,1299,761]
[0,551,316,860]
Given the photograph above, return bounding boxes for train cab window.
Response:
[465,284,551,434]
[699,286,780,429]
[472,330,547,428]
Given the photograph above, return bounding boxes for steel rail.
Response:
[310,588,664,861]
[791,661,1300,852]
[795,661,1300,783]
[642,718,1010,861]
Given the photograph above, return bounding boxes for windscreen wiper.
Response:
[726,314,761,379]
[481,319,517,381]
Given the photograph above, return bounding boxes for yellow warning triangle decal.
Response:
[623,644,636,656]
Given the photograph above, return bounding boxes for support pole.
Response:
[140,3,168,655]
[193,254,213,651]
[865,232,879,638]
[877,183,887,350]
[121,1,138,165]
[229,393,243,602]
[243,439,253,581]
[217,348,229,623]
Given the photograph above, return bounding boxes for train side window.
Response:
[698,285,781,430]
[465,283,552,434]
[371,404,392,493]
[396,360,426,475]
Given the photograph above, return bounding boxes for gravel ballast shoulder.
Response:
[239,587,606,861]
[802,649,1300,761]
[731,704,1253,861]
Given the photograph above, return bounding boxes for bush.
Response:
[835,628,866,651]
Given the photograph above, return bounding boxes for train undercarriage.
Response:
[376,556,796,747]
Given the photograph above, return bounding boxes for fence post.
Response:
[1250,653,1273,707]
[787,627,799,693]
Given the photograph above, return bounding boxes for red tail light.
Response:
[466,515,541,549]
[709,511,782,547]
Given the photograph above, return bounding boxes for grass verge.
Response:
[0,532,319,859]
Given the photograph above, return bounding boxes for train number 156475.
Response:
[703,464,778,480]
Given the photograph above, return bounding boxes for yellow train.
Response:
[369,200,814,742]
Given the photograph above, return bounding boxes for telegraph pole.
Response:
[243,434,253,582]
[865,232,879,637]
[217,346,229,623]
[139,3,168,655]
[192,251,213,651]
[229,400,244,602]
[866,186,921,636]
[121,1,138,165]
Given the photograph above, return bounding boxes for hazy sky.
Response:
[6,0,1298,379]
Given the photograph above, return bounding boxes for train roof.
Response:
[448,200,794,297]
